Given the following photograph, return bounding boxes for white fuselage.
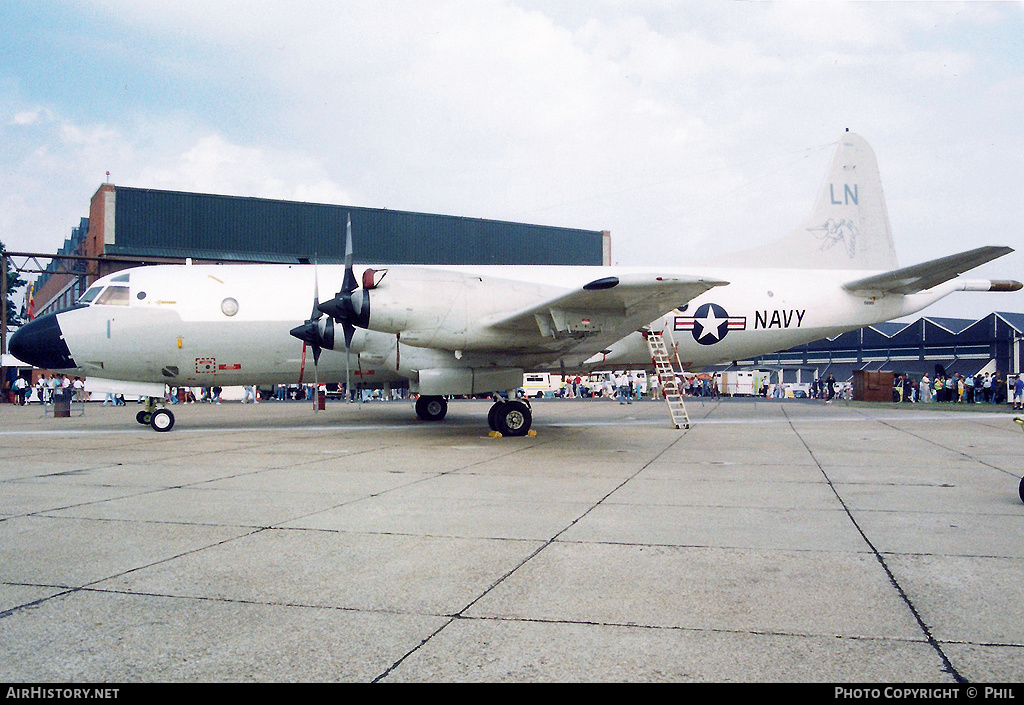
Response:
[49,262,957,393]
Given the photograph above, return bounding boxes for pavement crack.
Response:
[781,405,968,684]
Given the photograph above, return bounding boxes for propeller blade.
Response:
[311,256,322,321]
[317,215,370,328]
[341,214,357,296]
[345,345,351,404]
[313,342,320,411]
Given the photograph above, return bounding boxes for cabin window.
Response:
[78,287,102,304]
[94,286,130,306]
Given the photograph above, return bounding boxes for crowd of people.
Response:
[541,371,722,402]
[5,370,1024,410]
[895,371,1020,406]
[8,373,86,406]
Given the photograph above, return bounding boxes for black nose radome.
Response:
[8,313,77,369]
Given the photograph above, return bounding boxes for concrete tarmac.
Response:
[1,395,1023,683]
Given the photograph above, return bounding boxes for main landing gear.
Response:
[413,394,533,437]
[414,395,448,421]
[135,397,175,432]
[488,398,532,437]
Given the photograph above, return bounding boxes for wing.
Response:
[483,273,728,356]
[842,246,1013,296]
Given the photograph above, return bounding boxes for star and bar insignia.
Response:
[674,303,746,345]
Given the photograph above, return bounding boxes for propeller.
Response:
[316,215,370,402]
[289,258,335,407]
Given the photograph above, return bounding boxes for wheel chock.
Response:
[488,430,536,438]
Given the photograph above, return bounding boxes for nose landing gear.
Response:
[136,398,175,432]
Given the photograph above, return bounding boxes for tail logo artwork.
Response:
[808,218,859,258]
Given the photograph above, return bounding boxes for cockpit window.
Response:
[111,273,130,283]
[94,286,131,306]
[78,287,102,304]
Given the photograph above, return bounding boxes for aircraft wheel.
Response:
[136,410,151,425]
[495,400,531,437]
[150,408,175,432]
[1019,476,1024,505]
[415,395,447,421]
[487,401,506,431]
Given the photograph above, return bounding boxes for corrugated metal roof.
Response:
[996,312,1024,333]
[107,187,606,266]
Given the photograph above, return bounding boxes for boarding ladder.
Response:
[647,332,690,429]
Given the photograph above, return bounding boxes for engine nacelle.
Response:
[357,267,512,348]
[415,367,524,396]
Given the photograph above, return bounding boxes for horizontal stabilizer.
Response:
[842,246,1014,296]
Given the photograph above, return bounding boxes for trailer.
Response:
[718,370,770,397]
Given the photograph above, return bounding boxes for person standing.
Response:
[13,375,27,405]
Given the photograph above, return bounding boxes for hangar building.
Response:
[29,183,611,317]
[713,312,1024,384]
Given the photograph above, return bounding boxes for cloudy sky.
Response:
[2,0,1021,320]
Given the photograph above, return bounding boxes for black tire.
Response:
[488,401,506,431]
[495,400,531,437]
[1019,476,1024,505]
[150,408,175,432]
[136,410,151,425]
[415,395,447,421]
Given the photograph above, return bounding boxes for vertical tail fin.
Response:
[731,132,899,271]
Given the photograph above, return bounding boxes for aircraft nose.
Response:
[8,313,77,369]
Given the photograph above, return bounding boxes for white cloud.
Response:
[10,108,49,126]
[136,134,353,204]
[0,110,352,258]
[2,0,1021,317]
